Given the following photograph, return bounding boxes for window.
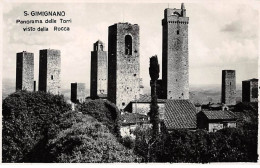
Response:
[51,75,54,80]
[100,44,103,51]
[122,102,125,106]
[125,35,132,55]
[177,30,179,34]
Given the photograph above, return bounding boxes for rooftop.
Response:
[201,110,237,120]
[131,94,166,103]
[164,99,197,129]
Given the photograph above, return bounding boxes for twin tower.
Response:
[91,3,189,110]
[16,49,61,94]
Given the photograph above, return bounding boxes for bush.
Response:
[143,128,258,163]
[2,91,71,162]
[79,99,121,137]
[46,112,140,163]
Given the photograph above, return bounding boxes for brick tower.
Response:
[90,40,108,98]
[71,82,86,103]
[242,78,258,103]
[38,49,61,95]
[16,51,34,91]
[221,70,236,105]
[162,3,189,99]
[108,23,141,110]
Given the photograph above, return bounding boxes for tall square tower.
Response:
[108,23,141,110]
[71,83,86,103]
[90,40,108,98]
[242,78,258,103]
[221,70,236,105]
[16,51,34,91]
[162,3,189,100]
[38,49,61,95]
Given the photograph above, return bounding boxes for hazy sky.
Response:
[2,1,259,90]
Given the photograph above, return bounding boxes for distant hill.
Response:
[2,78,90,100]
[2,78,241,103]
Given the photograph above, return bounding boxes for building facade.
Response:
[16,51,34,91]
[71,83,86,103]
[38,49,61,95]
[242,78,258,102]
[221,70,236,105]
[108,22,141,110]
[197,110,237,132]
[162,3,189,100]
[90,40,108,98]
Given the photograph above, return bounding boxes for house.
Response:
[130,94,165,119]
[130,95,197,131]
[120,112,150,138]
[197,110,237,132]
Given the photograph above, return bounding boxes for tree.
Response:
[148,55,160,139]
[2,91,71,162]
[46,112,140,163]
[79,99,121,137]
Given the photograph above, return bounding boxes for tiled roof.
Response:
[202,110,237,120]
[121,112,149,125]
[243,78,258,82]
[131,94,166,103]
[164,99,197,129]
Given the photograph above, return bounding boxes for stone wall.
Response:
[108,23,141,110]
[39,49,61,95]
[16,51,34,91]
[90,40,107,98]
[132,102,165,120]
[221,70,236,105]
[71,83,86,103]
[162,6,189,100]
[242,79,258,102]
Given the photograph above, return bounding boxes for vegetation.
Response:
[2,91,137,163]
[79,99,121,137]
[46,112,139,163]
[2,91,71,162]
[123,127,258,163]
[2,91,258,163]
[148,55,160,139]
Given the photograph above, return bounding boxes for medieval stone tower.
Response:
[90,40,108,98]
[16,51,34,91]
[242,78,258,103]
[162,3,189,100]
[108,23,141,110]
[38,49,61,95]
[221,70,236,105]
[71,82,86,103]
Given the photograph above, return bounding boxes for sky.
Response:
[2,1,259,91]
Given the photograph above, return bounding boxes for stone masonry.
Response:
[221,70,236,105]
[71,83,86,103]
[162,3,189,100]
[108,23,141,110]
[242,78,258,102]
[38,49,61,95]
[90,40,108,98]
[16,51,34,91]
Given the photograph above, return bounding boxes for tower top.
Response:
[163,3,187,19]
[93,40,105,51]
[181,3,185,9]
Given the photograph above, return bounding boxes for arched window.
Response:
[125,35,132,55]
[100,44,103,51]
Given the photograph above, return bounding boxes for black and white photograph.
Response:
[0,0,259,164]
